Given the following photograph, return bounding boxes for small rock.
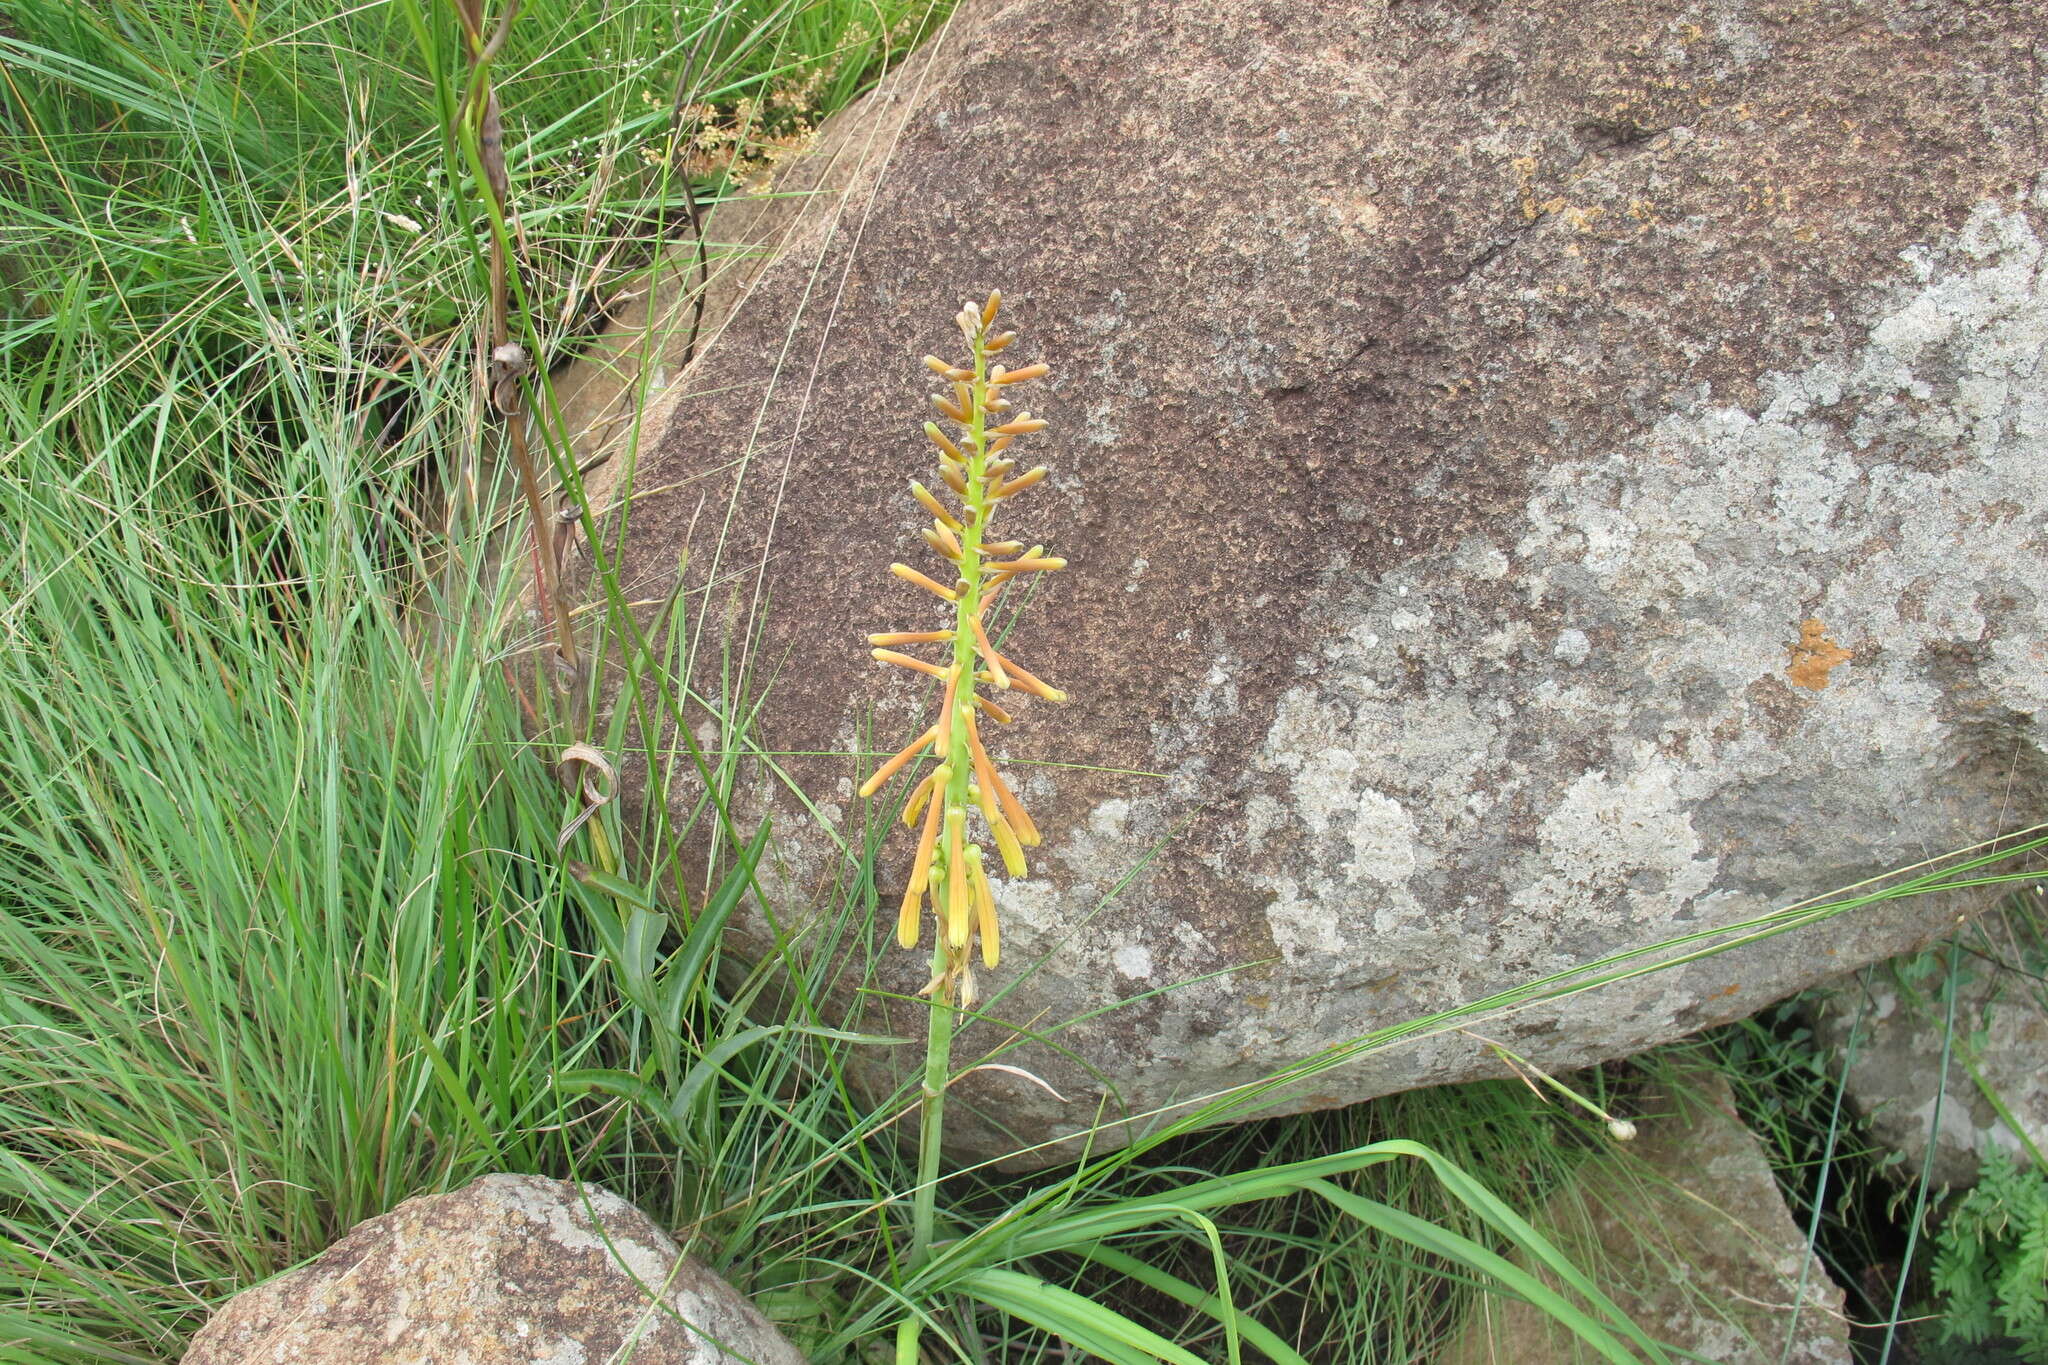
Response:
[1438,1068,1852,1365]
[182,1173,806,1365]
[1809,908,2048,1189]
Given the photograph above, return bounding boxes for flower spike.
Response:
[858,292,1067,995]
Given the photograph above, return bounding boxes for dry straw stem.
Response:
[860,291,1067,991]
[451,0,576,675]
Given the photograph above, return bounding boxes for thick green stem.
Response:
[906,962,956,1277]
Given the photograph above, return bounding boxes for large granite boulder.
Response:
[182,1174,805,1365]
[566,0,2048,1160]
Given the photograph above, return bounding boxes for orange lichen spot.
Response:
[1786,618,1852,690]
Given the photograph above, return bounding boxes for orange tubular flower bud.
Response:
[902,768,941,829]
[910,481,961,529]
[981,540,1025,557]
[943,807,970,949]
[991,415,1048,435]
[890,563,958,601]
[920,527,962,562]
[968,846,999,967]
[992,556,1066,573]
[868,630,951,646]
[922,423,966,463]
[984,550,1038,590]
[970,613,1010,689]
[898,769,949,947]
[988,434,1015,456]
[971,777,1029,879]
[992,466,1049,498]
[989,815,1028,880]
[985,330,1017,352]
[1009,663,1068,704]
[922,355,955,376]
[995,363,1049,385]
[973,694,1014,725]
[989,654,1066,703]
[928,522,963,559]
[931,394,967,422]
[953,379,972,416]
[897,876,924,949]
[873,648,949,678]
[968,713,1040,847]
[981,290,1002,326]
[860,723,939,798]
[939,462,970,497]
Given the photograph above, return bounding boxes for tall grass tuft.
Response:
[0,1,944,1358]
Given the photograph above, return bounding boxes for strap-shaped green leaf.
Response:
[1069,1241,1308,1365]
[1302,1179,1649,1365]
[962,1267,1211,1365]
[659,822,770,1029]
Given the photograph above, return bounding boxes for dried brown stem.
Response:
[458,0,576,676]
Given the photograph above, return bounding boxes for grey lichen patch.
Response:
[494,1177,672,1289]
[1512,755,1720,933]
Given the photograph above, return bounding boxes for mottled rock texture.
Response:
[182,1174,804,1365]
[567,0,2048,1160]
[1439,1069,1852,1365]
[1810,908,2048,1189]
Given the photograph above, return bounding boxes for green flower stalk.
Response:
[861,289,1064,1010]
[860,292,1064,1307]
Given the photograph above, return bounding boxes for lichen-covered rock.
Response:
[1809,909,2048,1189]
[1438,1069,1853,1365]
[181,1174,804,1365]
[568,0,2048,1160]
